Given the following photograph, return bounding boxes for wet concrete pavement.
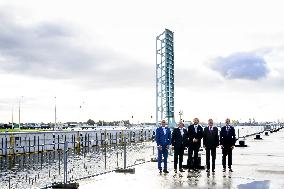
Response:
[79,129,284,189]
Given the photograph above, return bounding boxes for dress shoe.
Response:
[179,169,185,172]
[163,170,169,174]
[159,170,162,174]
[206,169,210,172]
[223,168,226,172]
[229,168,233,172]
[174,169,177,173]
[212,169,215,173]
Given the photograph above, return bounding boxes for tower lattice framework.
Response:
[156,29,176,128]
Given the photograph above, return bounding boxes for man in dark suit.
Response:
[220,118,236,172]
[171,121,188,173]
[203,119,219,172]
[187,118,203,171]
[155,120,171,173]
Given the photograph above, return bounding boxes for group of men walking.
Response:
[155,118,236,174]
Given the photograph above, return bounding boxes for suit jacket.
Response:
[203,127,219,148]
[187,124,203,148]
[220,125,236,146]
[155,126,171,147]
[171,127,188,149]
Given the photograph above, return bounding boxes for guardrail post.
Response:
[63,141,68,184]
[104,129,107,170]
[238,129,240,139]
[124,135,126,169]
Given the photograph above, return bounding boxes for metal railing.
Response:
[0,136,156,189]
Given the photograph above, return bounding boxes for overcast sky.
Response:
[0,0,284,124]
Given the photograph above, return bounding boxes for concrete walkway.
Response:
[79,129,284,189]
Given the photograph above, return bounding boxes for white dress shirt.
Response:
[162,127,166,135]
[194,125,198,133]
[226,125,230,131]
[180,128,184,136]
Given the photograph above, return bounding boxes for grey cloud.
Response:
[210,52,269,80]
[0,12,153,88]
[35,22,71,38]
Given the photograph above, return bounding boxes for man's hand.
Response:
[171,146,174,150]
[158,145,162,150]
[220,145,224,149]
[231,146,235,150]
[193,138,198,143]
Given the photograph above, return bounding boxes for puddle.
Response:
[238,180,270,189]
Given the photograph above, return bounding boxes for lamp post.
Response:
[18,96,23,129]
[11,106,14,129]
[131,115,134,127]
[178,110,183,122]
[54,96,57,131]
[79,101,85,127]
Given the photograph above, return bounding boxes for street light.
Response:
[11,106,14,129]
[54,96,57,131]
[18,96,23,129]
[178,110,183,122]
[19,96,24,129]
[79,101,85,127]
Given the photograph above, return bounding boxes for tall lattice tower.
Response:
[156,29,176,128]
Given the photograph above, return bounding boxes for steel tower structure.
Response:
[156,29,176,128]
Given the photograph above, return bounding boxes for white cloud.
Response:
[1,0,284,123]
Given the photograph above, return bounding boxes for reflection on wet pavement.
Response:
[238,180,270,189]
[80,130,284,189]
[1,129,284,188]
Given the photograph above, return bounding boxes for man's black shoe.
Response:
[223,168,226,172]
[229,168,233,172]
[174,169,177,173]
[163,170,169,174]
[159,170,162,174]
[212,169,215,173]
[206,169,210,172]
[179,169,185,172]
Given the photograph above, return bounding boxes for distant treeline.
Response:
[88,119,131,126]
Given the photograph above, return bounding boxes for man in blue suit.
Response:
[155,120,171,174]
[220,118,236,172]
